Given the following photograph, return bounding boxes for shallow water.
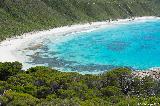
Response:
[23,19,160,74]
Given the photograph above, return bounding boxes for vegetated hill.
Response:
[0,0,160,41]
[0,62,160,105]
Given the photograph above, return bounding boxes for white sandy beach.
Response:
[0,16,160,70]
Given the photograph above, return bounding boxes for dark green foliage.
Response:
[0,61,22,80]
[0,90,39,106]
[101,86,121,97]
[0,0,160,41]
[0,62,160,105]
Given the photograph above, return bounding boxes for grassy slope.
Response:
[0,0,160,41]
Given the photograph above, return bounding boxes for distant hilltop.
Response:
[0,0,160,41]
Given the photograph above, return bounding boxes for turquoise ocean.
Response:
[24,19,160,74]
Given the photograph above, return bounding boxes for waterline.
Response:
[0,16,160,74]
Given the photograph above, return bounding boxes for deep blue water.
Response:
[26,19,160,74]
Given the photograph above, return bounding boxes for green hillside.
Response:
[0,62,160,106]
[0,0,160,41]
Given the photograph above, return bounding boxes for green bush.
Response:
[101,86,121,97]
[0,62,22,80]
[0,62,159,105]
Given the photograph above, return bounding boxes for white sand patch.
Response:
[0,16,159,70]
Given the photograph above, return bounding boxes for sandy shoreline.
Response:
[0,16,160,72]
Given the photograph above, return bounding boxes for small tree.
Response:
[101,86,122,97]
[0,62,22,80]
